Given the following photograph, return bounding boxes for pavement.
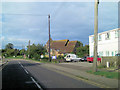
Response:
[40,62,119,88]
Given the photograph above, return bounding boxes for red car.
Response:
[87,56,101,63]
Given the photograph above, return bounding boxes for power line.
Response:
[2,13,49,16]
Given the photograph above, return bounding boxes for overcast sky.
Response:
[0,2,118,49]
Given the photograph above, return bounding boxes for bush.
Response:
[34,54,40,60]
[57,55,64,59]
[98,64,106,68]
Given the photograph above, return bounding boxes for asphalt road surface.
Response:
[1,60,101,90]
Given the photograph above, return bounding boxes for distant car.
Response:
[87,56,101,63]
[64,54,81,62]
[115,53,120,56]
[80,56,88,62]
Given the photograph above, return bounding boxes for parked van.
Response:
[64,54,81,62]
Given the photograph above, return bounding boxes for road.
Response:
[1,60,101,89]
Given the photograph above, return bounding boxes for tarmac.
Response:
[3,59,119,89]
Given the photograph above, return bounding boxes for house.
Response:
[89,28,120,57]
[45,38,80,56]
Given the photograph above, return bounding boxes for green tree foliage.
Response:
[27,44,47,60]
[20,49,26,55]
[14,49,20,57]
[6,49,15,57]
[77,41,83,47]
[5,43,14,49]
[1,43,20,57]
[76,45,89,58]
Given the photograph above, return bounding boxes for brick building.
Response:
[45,38,80,56]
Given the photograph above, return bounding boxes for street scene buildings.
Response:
[45,38,80,56]
[89,28,120,57]
[0,1,119,90]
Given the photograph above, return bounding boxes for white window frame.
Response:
[98,34,102,41]
[112,51,114,56]
[105,32,110,40]
[91,36,94,43]
[115,30,118,38]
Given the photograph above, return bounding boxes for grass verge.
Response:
[5,56,60,64]
[87,70,119,79]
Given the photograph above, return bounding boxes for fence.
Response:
[101,56,120,68]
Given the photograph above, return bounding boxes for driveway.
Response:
[56,62,93,71]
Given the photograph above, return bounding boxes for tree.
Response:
[76,45,89,58]
[20,49,26,55]
[5,43,14,49]
[27,44,47,60]
[14,49,20,57]
[6,49,15,57]
[77,41,83,47]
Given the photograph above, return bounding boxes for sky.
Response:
[0,2,118,49]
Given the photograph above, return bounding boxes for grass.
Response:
[87,70,119,79]
[6,56,24,59]
[5,56,59,64]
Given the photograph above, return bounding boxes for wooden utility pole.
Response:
[28,40,30,58]
[93,0,99,72]
[48,14,51,62]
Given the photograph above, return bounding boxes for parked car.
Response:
[115,53,120,56]
[80,56,88,62]
[87,56,101,63]
[64,54,81,62]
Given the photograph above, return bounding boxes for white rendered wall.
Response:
[89,29,119,57]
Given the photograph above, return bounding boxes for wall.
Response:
[101,56,120,67]
[89,29,119,57]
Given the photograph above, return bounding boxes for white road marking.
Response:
[31,77,42,90]
[20,64,24,68]
[18,62,21,64]
[18,61,42,89]
[24,69,29,74]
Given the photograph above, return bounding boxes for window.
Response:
[99,51,103,56]
[98,34,102,41]
[115,30,118,38]
[105,32,110,40]
[112,52,114,56]
[91,36,94,43]
[50,49,52,52]
[115,51,118,55]
[56,49,60,52]
[106,51,109,56]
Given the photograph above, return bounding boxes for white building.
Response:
[89,28,120,57]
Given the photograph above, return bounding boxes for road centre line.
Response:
[31,77,42,90]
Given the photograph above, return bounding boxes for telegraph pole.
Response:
[93,0,99,72]
[28,40,30,58]
[48,14,51,62]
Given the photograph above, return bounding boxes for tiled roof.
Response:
[46,38,77,53]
